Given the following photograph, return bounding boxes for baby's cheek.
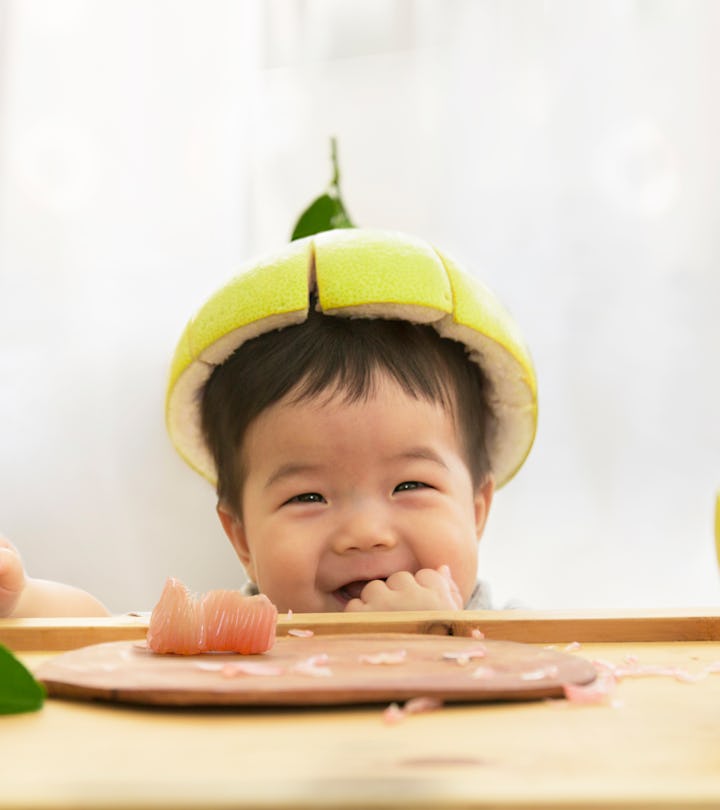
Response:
[458,575,478,608]
[443,558,477,607]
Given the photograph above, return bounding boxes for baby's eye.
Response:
[394,481,428,493]
[285,492,326,505]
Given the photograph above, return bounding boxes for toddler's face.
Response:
[218,374,492,613]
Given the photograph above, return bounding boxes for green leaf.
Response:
[0,644,45,715]
[290,137,355,241]
[290,192,354,241]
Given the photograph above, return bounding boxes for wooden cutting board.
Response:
[35,633,597,707]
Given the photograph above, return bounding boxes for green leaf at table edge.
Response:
[0,643,45,715]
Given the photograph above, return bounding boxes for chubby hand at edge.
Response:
[344,565,464,612]
[0,535,26,618]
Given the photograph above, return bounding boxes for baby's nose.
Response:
[331,506,397,553]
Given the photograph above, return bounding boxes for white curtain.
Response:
[1,0,718,611]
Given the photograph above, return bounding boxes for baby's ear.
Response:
[473,476,495,540]
[216,503,257,583]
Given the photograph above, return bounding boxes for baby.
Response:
[1,228,536,616]
[170,228,537,614]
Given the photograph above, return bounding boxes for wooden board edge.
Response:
[277,610,720,643]
[0,617,149,651]
[2,608,720,651]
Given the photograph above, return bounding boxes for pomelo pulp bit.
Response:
[147,578,277,655]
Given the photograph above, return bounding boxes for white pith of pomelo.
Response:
[166,228,537,489]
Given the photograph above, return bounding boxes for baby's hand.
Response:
[0,535,27,617]
[344,565,464,612]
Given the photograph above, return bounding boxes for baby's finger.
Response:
[0,533,20,553]
[414,567,451,589]
[344,577,404,611]
[382,571,417,592]
[0,547,26,615]
[415,567,463,608]
[0,547,24,589]
[344,596,373,612]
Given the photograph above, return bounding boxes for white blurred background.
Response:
[0,0,718,613]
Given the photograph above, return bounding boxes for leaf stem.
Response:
[329,136,341,194]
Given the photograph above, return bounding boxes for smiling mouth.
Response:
[333,579,386,605]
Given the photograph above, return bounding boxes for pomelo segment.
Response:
[202,589,277,655]
[146,578,203,655]
[147,578,277,655]
[314,228,452,322]
[165,228,538,488]
[166,238,313,481]
[434,249,538,485]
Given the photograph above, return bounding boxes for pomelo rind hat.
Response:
[166,228,537,488]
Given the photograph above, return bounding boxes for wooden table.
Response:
[2,609,719,810]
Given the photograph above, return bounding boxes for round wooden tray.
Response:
[35,632,597,707]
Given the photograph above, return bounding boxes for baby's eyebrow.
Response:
[265,462,323,489]
[265,447,449,489]
[393,446,449,470]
